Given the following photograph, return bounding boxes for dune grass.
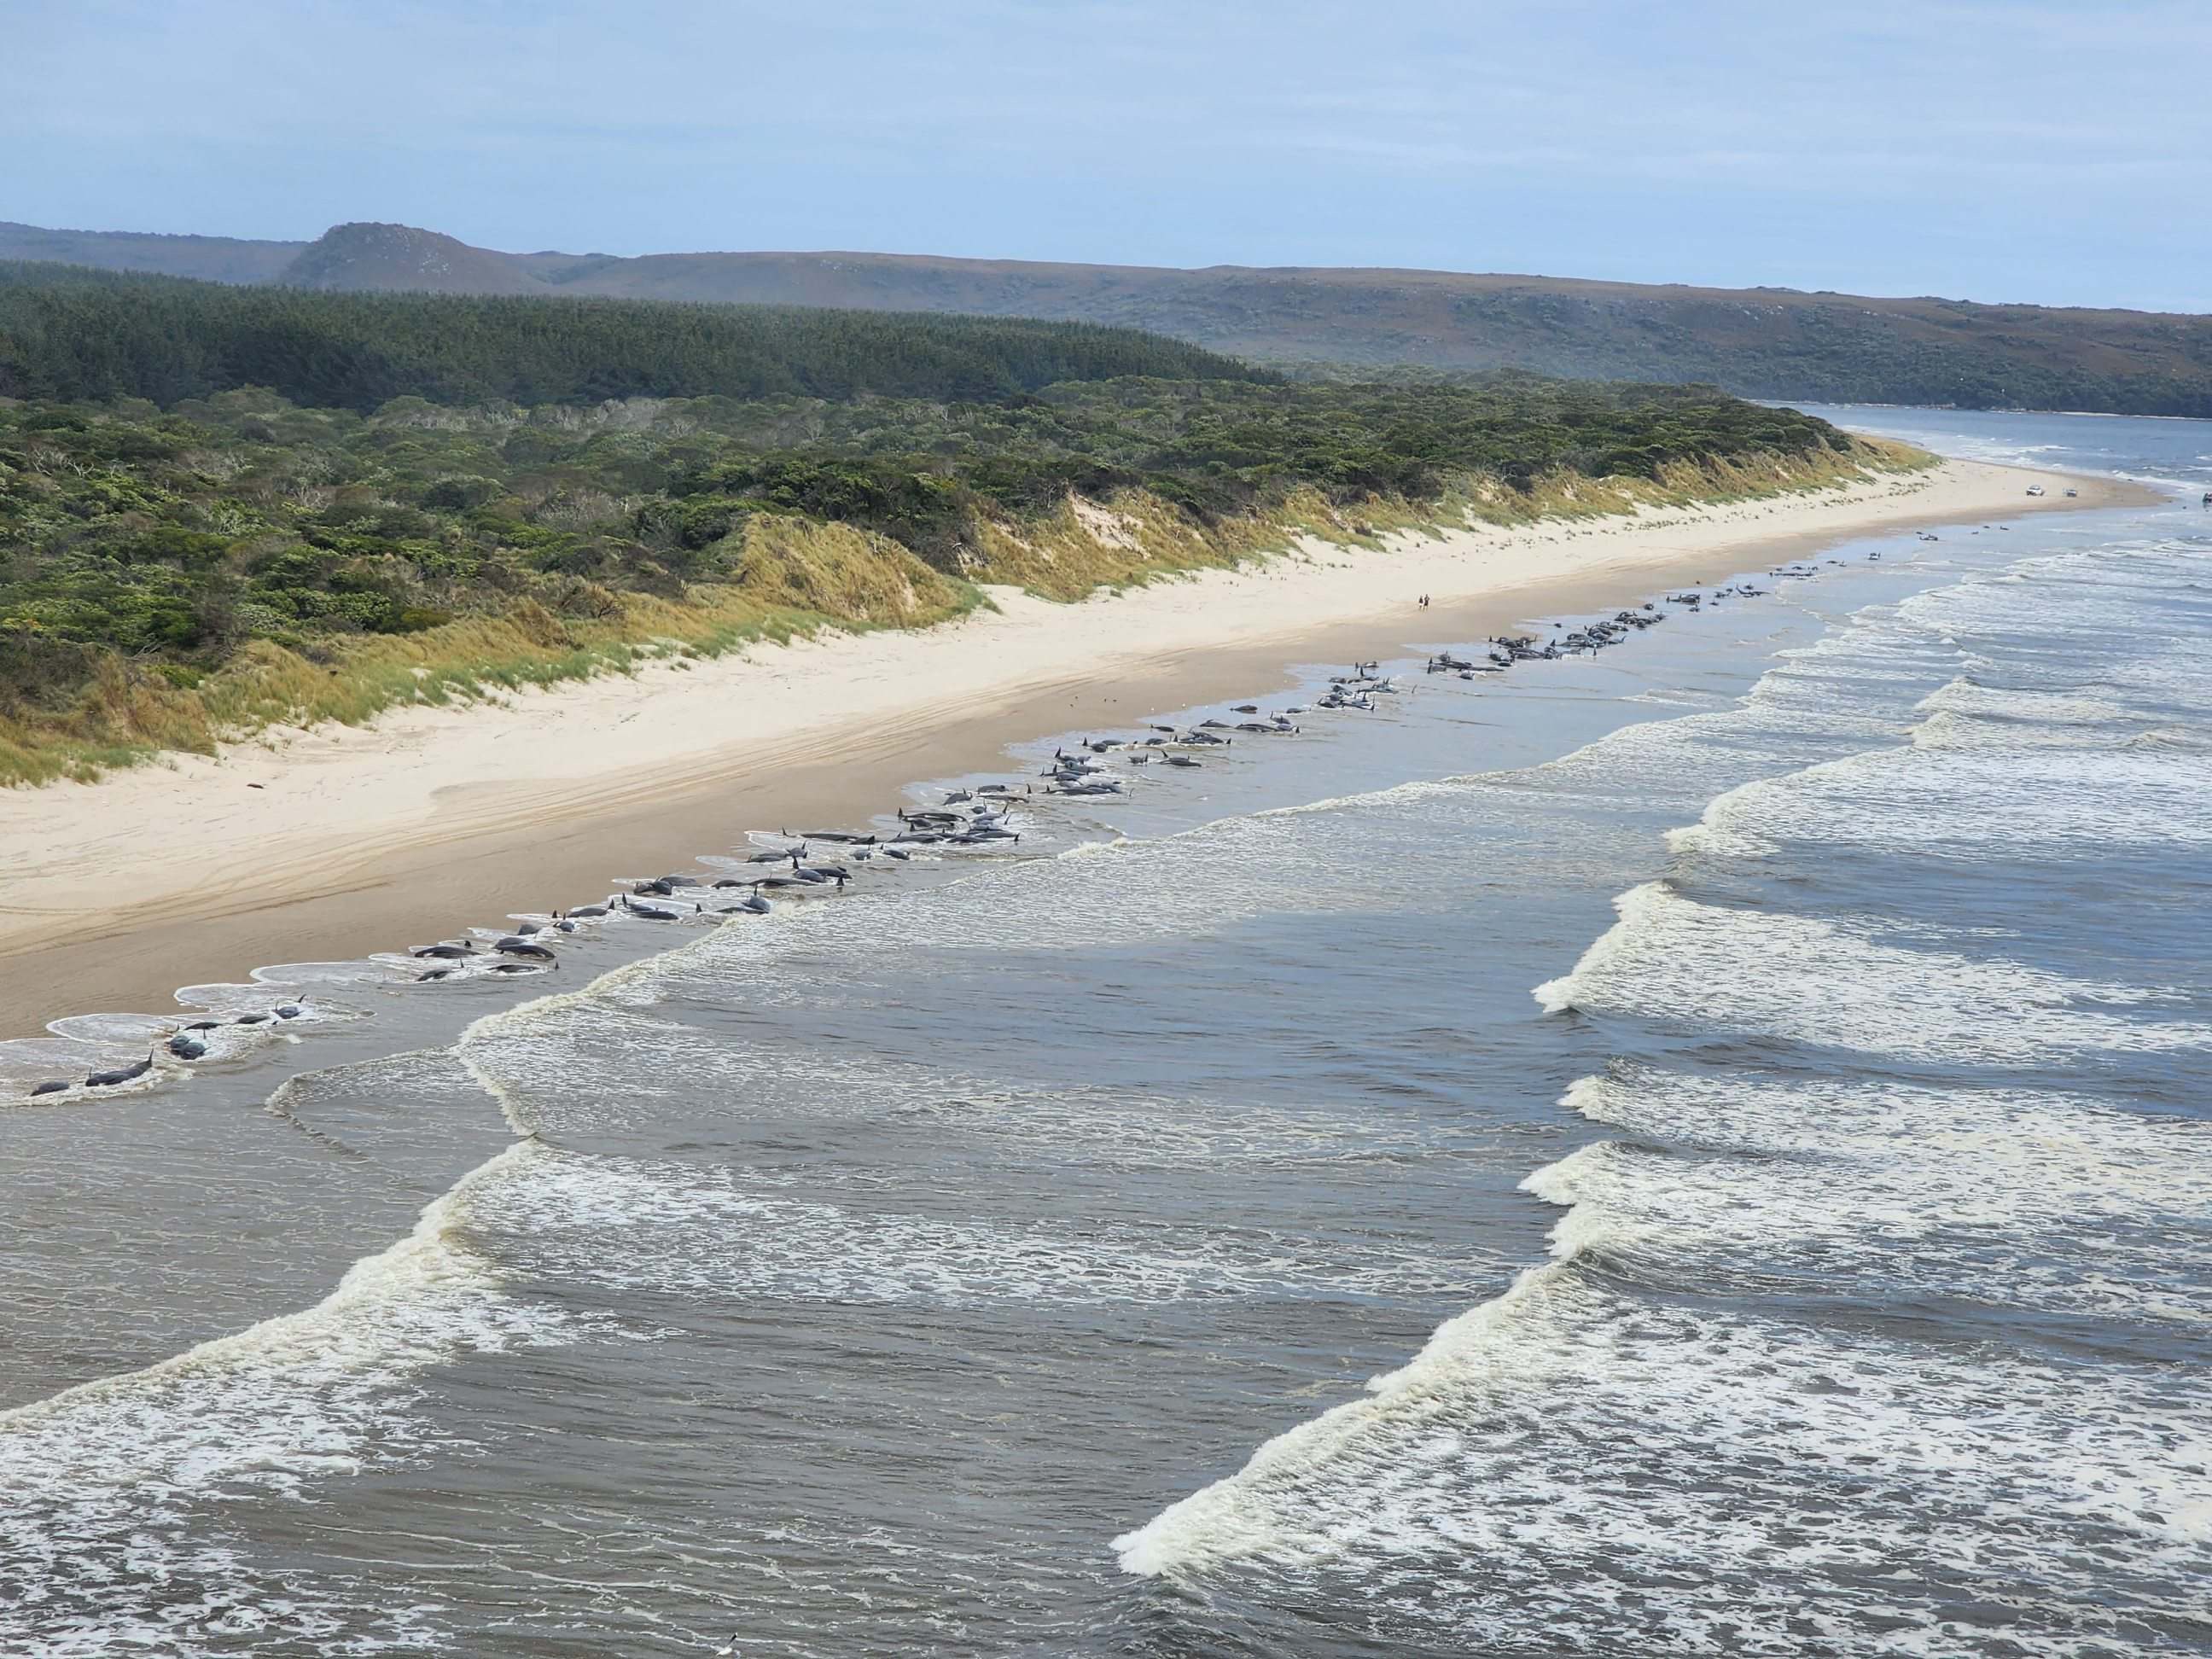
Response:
[0,515,985,786]
[965,442,1934,603]
[0,441,1931,788]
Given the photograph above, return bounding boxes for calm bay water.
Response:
[3,410,2208,1656]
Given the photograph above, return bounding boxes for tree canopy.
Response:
[0,373,1854,695]
[0,262,1269,412]
[0,276,1872,783]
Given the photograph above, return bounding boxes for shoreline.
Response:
[0,458,2157,1036]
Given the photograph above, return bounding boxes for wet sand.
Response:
[0,460,2154,1034]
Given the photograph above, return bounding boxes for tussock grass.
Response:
[0,445,1931,789]
[964,443,1937,600]
[0,515,980,786]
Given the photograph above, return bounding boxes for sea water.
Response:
[1,410,2206,1656]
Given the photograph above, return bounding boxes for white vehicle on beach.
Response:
[2025,485,2046,496]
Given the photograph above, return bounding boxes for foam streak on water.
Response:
[0,1142,579,1656]
[1118,514,2212,1654]
[4,410,2210,1656]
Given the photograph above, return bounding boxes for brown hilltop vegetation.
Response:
[280,221,546,296]
[4,218,2212,412]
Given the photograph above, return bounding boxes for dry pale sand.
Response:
[0,458,2156,1034]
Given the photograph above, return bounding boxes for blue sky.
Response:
[6,0,2205,309]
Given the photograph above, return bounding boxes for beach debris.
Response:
[29,550,1870,1104]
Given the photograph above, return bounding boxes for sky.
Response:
[5,0,2206,310]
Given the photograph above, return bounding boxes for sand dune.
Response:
[0,458,2149,1033]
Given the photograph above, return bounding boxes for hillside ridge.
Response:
[0,261,1265,411]
[4,218,2209,413]
[280,221,549,295]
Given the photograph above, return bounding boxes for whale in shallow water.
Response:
[84,1048,156,1088]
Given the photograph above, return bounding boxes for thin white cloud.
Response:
[0,0,2203,307]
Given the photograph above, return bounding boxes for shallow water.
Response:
[3,410,2208,1656]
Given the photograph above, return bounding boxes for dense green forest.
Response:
[0,273,1894,783]
[18,218,2212,416]
[0,263,1263,411]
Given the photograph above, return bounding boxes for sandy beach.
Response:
[0,457,2153,1034]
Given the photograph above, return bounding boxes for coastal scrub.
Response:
[0,277,1926,784]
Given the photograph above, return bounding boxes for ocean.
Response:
[3,408,2207,1656]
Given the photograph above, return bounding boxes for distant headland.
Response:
[6,217,2212,416]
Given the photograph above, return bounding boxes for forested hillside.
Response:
[0,264,1263,411]
[9,218,2212,416]
[0,269,1904,785]
[0,220,304,284]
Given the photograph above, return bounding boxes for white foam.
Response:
[1533,1069,2212,1324]
[0,1142,579,1655]
[1115,1265,2211,1652]
[463,1147,1499,1307]
[1912,677,2139,736]
[1115,1261,1576,1576]
[1678,736,2212,860]
[1114,492,2211,1652]
[588,792,1499,1011]
[1534,882,2202,1063]
[1647,536,2212,867]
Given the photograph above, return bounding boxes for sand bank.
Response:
[0,458,2154,1033]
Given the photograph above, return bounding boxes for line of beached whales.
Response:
[25,544,1910,1102]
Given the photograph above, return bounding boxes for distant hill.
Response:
[0,220,303,284]
[278,221,547,295]
[6,218,2211,414]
